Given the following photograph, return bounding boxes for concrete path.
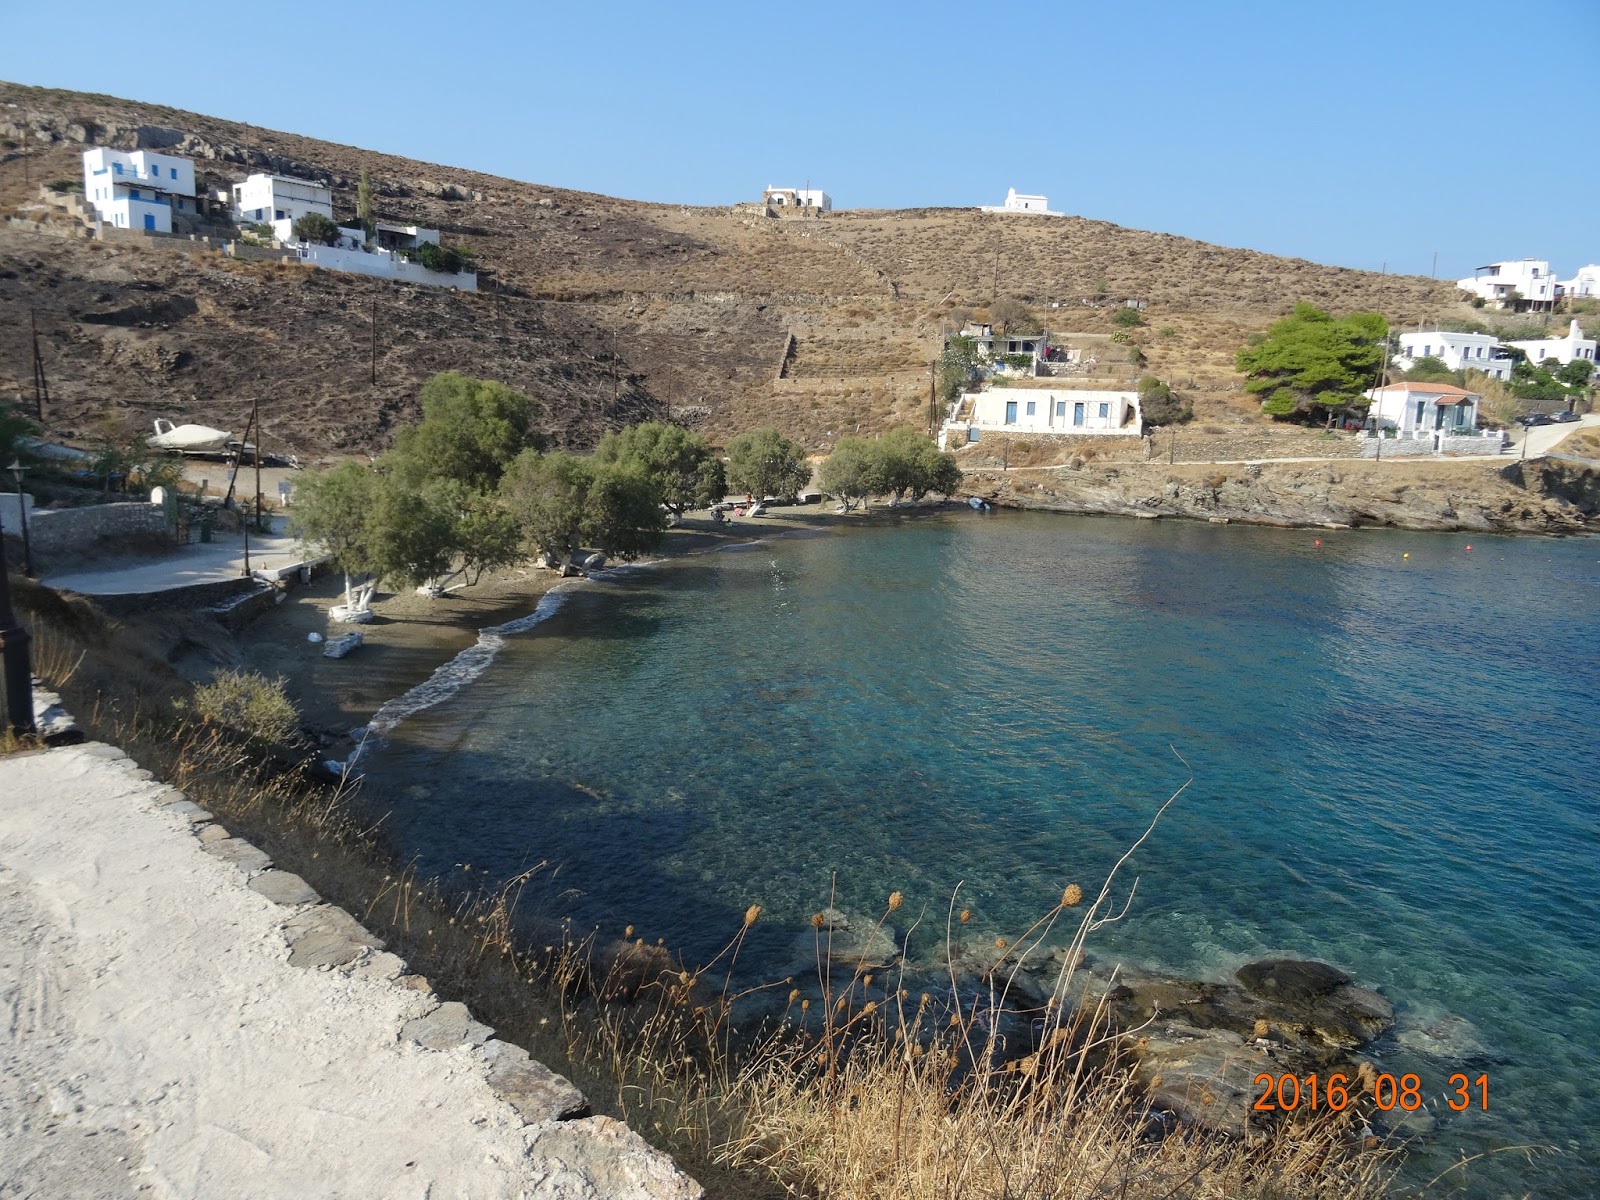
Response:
[41,518,314,596]
[1515,411,1600,457]
[0,744,702,1200]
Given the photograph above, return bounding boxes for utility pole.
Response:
[928,359,938,438]
[1430,251,1438,280]
[253,396,263,532]
[991,237,1002,303]
[0,507,37,737]
[29,309,48,422]
[612,328,619,408]
[370,296,377,386]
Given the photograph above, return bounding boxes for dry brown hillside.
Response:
[1,81,1471,457]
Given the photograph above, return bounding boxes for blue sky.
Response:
[4,0,1595,280]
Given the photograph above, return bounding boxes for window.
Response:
[1025,400,1036,417]
[1004,401,1018,424]
[1055,401,1066,418]
[113,163,123,174]
[171,167,178,179]
[1415,400,1425,427]
[1098,402,1109,419]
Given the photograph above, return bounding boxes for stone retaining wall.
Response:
[27,502,169,557]
[1357,433,1507,459]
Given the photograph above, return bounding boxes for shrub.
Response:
[291,212,341,245]
[46,177,81,193]
[410,241,472,274]
[182,670,300,743]
[1111,306,1143,328]
[1138,377,1192,425]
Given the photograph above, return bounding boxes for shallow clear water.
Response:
[361,512,1600,1196]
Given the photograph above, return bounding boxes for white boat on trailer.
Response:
[149,418,234,454]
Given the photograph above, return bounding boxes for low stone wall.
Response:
[26,502,170,573]
[1356,432,1506,459]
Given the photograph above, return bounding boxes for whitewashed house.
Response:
[232,173,334,240]
[81,147,197,233]
[763,186,831,211]
[956,322,1053,373]
[1363,382,1481,434]
[1559,265,1600,299]
[1395,330,1513,380]
[1456,259,1557,311]
[1508,319,1597,368]
[941,388,1139,446]
[980,188,1062,216]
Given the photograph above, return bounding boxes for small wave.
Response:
[341,558,677,771]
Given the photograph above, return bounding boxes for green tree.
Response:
[1403,355,1460,384]
[1111,305,1143,328]
[1556,357,1594,390]
[387,372,545,492]
[501,450,593,567]
[287,461,380,609]
[816,436,882,511]
[412,241,472,274]
[291,212,341,246]
[357,166,376,241]
[367,478,458,590]
[1137,376,1192,425]
[725,427,809,501]
[937,335,982,408]
[586,465,668,559]
[1235,303,1388,422]
[874,427,962,502]
[593,421,725,515]
[451,486,523,585]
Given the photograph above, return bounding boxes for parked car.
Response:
[1553,409,1582,423]
[1516,413,1556,427]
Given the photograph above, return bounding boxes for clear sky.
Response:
[4,0,1595,280]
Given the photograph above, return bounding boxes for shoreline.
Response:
[223,506,949,757]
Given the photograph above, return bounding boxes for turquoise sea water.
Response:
[360,512,1600,1197]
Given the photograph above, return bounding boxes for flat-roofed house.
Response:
[82,147,198,233]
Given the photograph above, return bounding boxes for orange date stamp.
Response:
[1252,1071,1489,1113]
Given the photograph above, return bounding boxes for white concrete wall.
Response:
[293,243,477,290]
[966,388,1139,434]
[1560,266,1600,298]
[1457,259,1555,306]
[1365,388,1480,433]
[102,193,173,233]
[1396,331,1513,380]
[234,173,334,227]
[1508,320,1597,366]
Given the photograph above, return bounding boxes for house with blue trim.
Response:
[81,147,197,234]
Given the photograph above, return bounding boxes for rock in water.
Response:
[1236,959,1350,1004]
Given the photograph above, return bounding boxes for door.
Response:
[142,213,155,231]
[1005,401,1017,425]
[1073,402,1085,427]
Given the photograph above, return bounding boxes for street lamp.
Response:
[0,497,36,738]
[7,460,33,576]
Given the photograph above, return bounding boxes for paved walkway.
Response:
[0,744,702,1199]
[41,518,314,596]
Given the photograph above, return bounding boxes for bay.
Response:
[361,511,1600,1196]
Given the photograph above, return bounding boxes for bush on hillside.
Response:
[292,212,341,246]
[182,670,300,743]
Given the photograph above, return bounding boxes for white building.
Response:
[1395,330,1513,381]
[1456,259,1557,311]
[81,147,197,233]
[1508,319,1597,368]
[763,186,831,211]
[1363,382,1481,434]
[1559,265,1600,300]
[979,188,1062,216]
[943,388,1140,445]
[232,173,334,240]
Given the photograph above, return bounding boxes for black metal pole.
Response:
[10,470,33,577]
[0,507,37,737]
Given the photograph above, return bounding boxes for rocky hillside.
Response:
[1,81,1472,458]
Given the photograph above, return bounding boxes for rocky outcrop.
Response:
[967,456,1600,533]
